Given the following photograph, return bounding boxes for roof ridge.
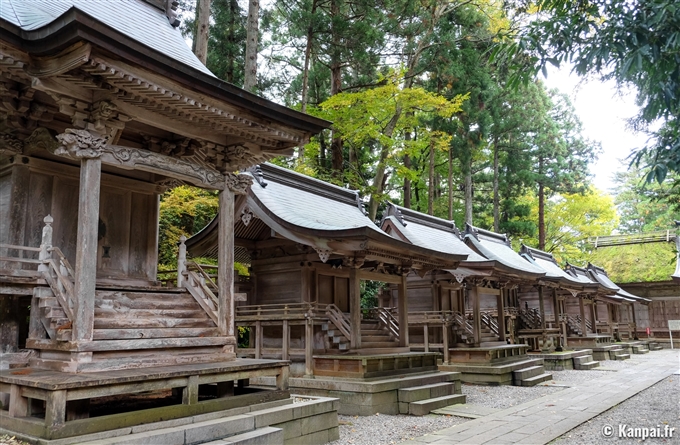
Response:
[465,223,510,247]
[385,203,460,235]
[255,163,365,212]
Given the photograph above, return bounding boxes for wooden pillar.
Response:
[282,319,290,360]
[538,286,546,330]
[398,273,409,347]
[589,300,597,334]
[442,324,449,364]
[578,297,587,337]
[217,189,235,339]
[254,321,262,359]
[3,161,29,269]
[423,325,429,352]
[471,286,481,346]
[73,156,102,342]
[497,288,506,342]
[631,303,638,339]
[349,267,361,349]
[304,317,313,376]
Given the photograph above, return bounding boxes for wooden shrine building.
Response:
[0,1,344,443]
[186,163,470,415]
[380,204,554,386]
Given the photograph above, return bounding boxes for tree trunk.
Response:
[428,141,435,215]
[243,0,259,92]
[448,148,453,220]
[403,129,411,208]
[300,0,318,113]
[538,182,546,250]
[225,0,237,83]
[194,0,211,65]
[493,136,500,232]
[464,160,473,226]
[368,109,401,220]
[329,0,343,179]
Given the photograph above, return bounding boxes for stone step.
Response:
[612,353,630,360]
[631,345,649,354]
[512,365,544,380]
[575,361,600,370]
[202,426,283,445]
[408,394,466,416]
[398,382,456,403]
[573,355,594,365]
[519,373,552,387]
[650,344,663,351]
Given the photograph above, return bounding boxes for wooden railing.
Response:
[452,311,474,338]
[326,304,351,340]
[43,246,76,321]
[186,261,218,293]
[236,302,323,321]
[371,307,399,340]
[481,311,499,336]
[182,269,218,324]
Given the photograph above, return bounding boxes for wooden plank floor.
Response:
[0,358,289,390]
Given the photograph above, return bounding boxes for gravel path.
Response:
[330,413,468,445]
[462,383,563,410]
[0,435,29,445]
[551,375,680,444]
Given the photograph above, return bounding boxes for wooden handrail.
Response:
[43,258,75,321]
[326,304,351,340]
[0,243,42,252]
[372,307,399,340]
[49,247,75,278]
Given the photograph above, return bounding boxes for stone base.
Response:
[0,395,339,445]
[252,371,463,416]
[446,344,530,365]
[528,350,594,371]
[573,345,620,361]
[439,357,548,386]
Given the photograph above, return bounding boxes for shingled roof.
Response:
[463,224,545,280]
[0,0,329,147]
[187,164,467,268]
[587,263,651,304]
[519,245,595,292]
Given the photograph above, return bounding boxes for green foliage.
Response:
[588,243,676,283]
[360,280,384,310]
[613,165,680,233]
[503,0,680,182]
[523,188,619,264]
[158,186,219,266]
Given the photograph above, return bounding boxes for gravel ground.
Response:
[0,435,29,445]
[552,375,680,445]
[462,383,563,409]
[329,413,469,445]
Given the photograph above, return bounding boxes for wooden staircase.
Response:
[321,317,406,354]
[28,286,234,372]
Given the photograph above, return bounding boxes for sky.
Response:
[541,67,648,195]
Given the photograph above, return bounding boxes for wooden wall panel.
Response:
[98,188,132,278]
[128,193,157,280]
[50,176,79,266]
[23,172,53,258]
[0,173,11,245]
[256,270,301,304]
[317,274,333,305]
[408,286,433,312]
[335,277,349,312]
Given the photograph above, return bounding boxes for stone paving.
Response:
[412,349,679,445]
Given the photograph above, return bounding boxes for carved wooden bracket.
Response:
[225,172,253,195]
[55,128,106,159]
[241,206,254,226]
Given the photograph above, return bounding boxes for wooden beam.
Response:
[471,286,481,346]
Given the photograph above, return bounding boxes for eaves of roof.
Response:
[0,7,330,135]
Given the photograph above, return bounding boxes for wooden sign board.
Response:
[234,292,247,302]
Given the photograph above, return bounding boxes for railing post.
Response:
[255,320,262,359]
[423,325,429,352]
[282,319,289,361]
[442,323,449,364]
[177,235,187,287]
[38,215,53,273]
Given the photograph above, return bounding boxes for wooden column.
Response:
[497,288,506,342]
[442,324,450,364]
[349,267,361,349]
[538,286,546,330]
[73,156,102,342]
[631,303,638,339]
[305,317,313,376]
[398,273,409,347]
[589,300,598,334]
[282,319,290,360]
[217,189,235,339]
[578,297,587,337]
[3,161,29,269]
[471,285,481,346]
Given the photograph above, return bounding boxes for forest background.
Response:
[158,0,680,285]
